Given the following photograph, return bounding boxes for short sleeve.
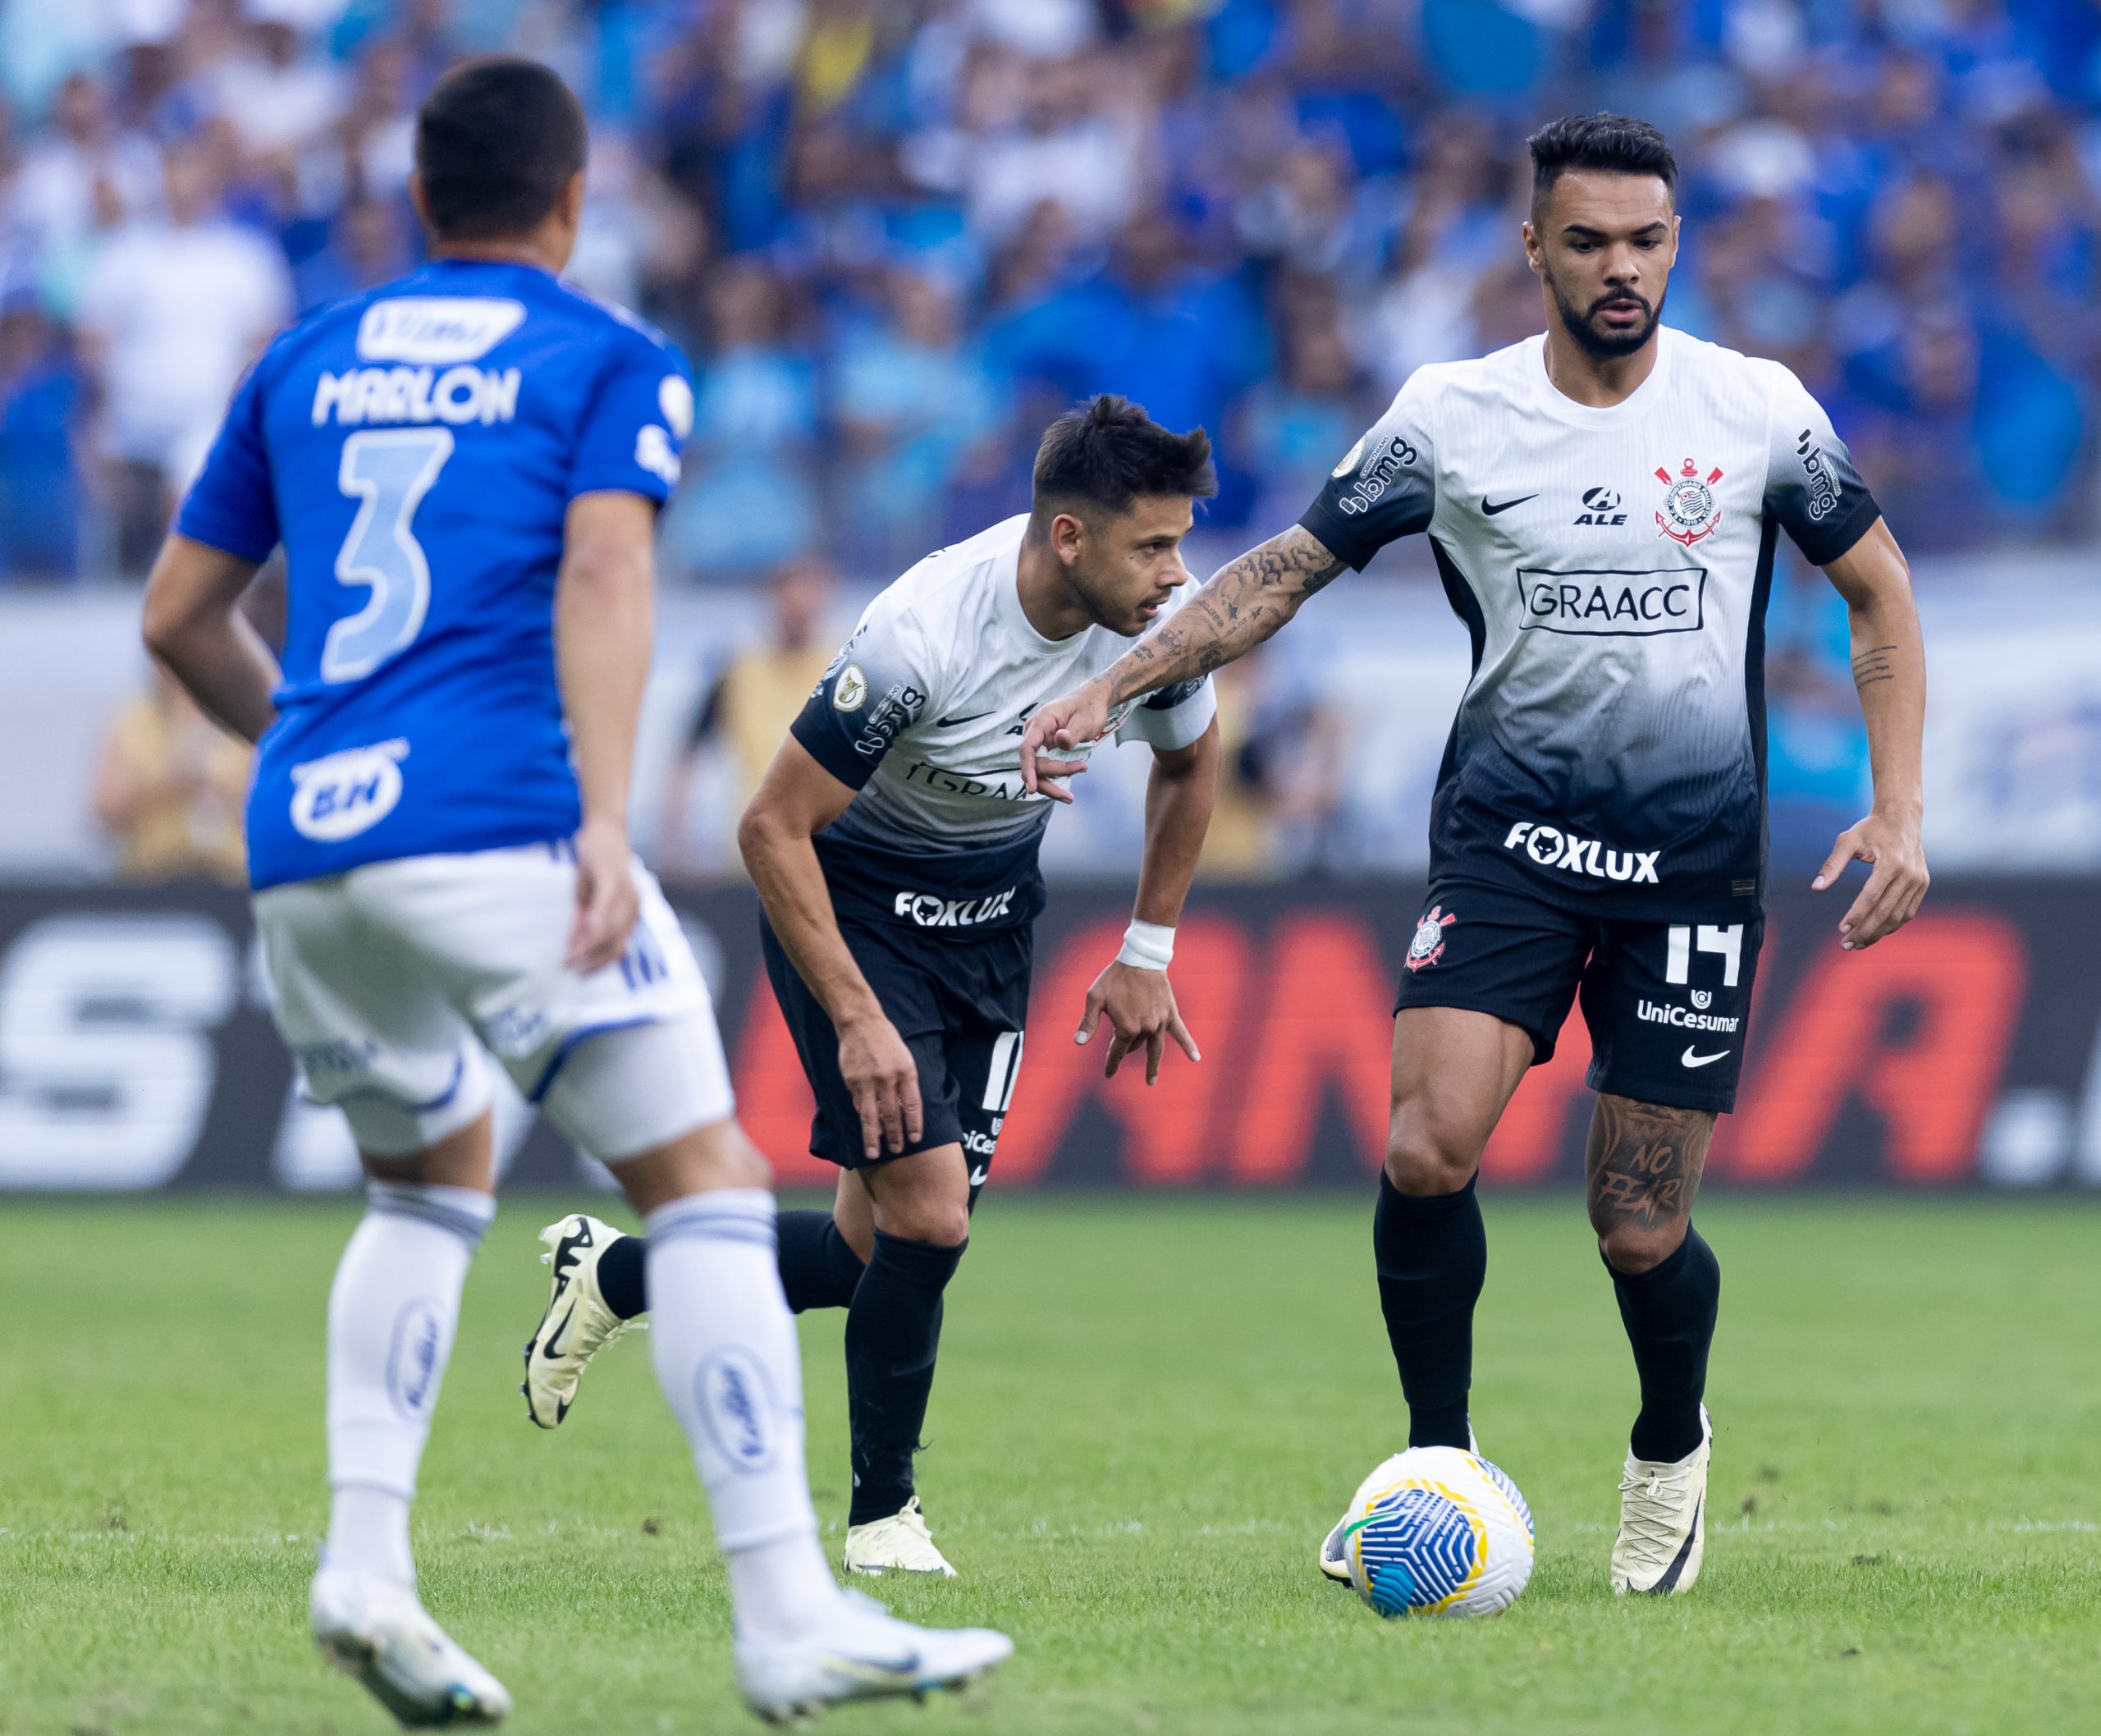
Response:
[1297,375,1437,570]
[787,602,941,791]
[1116,676,1216,751]
[568,328,693,505]
[174,356,280,562]
[1758,361,1880,566]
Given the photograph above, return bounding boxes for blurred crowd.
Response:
[25,0,2094,882]
[2,0,2100,585]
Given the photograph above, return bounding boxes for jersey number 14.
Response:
[323,428,455,684]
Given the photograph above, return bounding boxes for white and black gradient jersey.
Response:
[789,515,1215,937]
[1300,327,1882,920]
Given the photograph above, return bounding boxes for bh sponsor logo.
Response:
[1520,567,1705,636]
[289,740,408,841]
[1504,822,1659,885]
[387,1298,448,1421]
[1636,999,1742,1033]
[894,887,1018,928]
[696,1345,779,1473]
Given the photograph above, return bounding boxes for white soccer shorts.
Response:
[254,842,733,1161]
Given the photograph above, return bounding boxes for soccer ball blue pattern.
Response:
[1354,1486,1481,1615]
[1343,1445,1536,1618]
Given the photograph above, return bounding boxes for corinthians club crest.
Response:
[1406,905,1457,972]
[1655,456,1724,546]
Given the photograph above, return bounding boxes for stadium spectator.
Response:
[0,2,2090,611]
[76,133,290,573]
[90,663,250,883]
[655,555,840,877]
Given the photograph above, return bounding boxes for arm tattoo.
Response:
[1584,1095,1715,1230]
[1851,643,1897,689]
[1102,525,1346,705]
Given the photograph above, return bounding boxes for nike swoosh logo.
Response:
[968,1166,989,1186]
[1481,493,1537,516]
[540,1303,576,1359]
[937,712,992,728]
[1681,1047,1731,1069]
[819,1647,925,1683]
[1647,1495,1702,1594]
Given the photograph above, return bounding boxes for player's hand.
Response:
[1812,805,1929,950]
[838,1010,923,1160]
[1074,960,1200,1084]
[1018,680,1112,803]
[566,816,640,973]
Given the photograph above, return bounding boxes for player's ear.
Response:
[1050,510,1087,566]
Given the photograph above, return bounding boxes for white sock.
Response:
[645,1189,845,1642]
[322,1182,493,1587]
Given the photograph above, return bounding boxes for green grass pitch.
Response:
[5,1193,2098,1735]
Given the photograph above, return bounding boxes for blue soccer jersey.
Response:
[176,258,693,890]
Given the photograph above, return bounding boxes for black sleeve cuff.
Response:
[1787,489,1882,568]
[790,702,877,790]
[1297,501,1380,573]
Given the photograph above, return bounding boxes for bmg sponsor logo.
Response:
[1797,428,1840,521]
[1519,567,1705,636]
[1334,434,1419,516]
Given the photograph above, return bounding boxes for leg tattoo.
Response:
[1585,1094,1714,1245]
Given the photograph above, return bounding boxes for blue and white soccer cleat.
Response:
[1611,1404,1711,1595]
[1318,1422,1479,1583]
[734,1589,1013,1724]
[311,1564,512,1726]
[522,1214,638,1428]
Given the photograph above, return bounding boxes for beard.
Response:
[1544,265,1664,360]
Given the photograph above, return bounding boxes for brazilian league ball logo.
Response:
[1655,456,1724,546]
[1406,905,1456,973]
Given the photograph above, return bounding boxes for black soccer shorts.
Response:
[759,914,1031,1198]
[1392,879,1765,1113]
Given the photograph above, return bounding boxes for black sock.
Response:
[1373,1172,1485,1450]
[777,1208,867,1312]
[597,1230,648,1320]
[845,1231,965,1526]
[1608,1224,1720,1463]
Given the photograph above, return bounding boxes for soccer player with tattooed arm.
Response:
[1020,112,1927,1598]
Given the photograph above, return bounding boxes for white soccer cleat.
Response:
[842,1496,957,1578]
[1612,1405,1712,1596]
[311,1564,512,1727]
[1318,1422,1478,1583]
[735,1588,1011,1724]
[522,1213,639,1428]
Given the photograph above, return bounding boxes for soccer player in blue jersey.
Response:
[142,57,1009,1726]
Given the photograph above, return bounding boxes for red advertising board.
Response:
[0,879,2090,1190]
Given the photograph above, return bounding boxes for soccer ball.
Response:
[1342,1446,1535,1618]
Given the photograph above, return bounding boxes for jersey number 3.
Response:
[323,428,455,684]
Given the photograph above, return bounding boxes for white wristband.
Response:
[1117,918,1175,971]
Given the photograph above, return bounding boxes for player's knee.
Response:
[1382,1120,1478,1196]
[1594,1216,1684,1276]
[881,1197,971,1248]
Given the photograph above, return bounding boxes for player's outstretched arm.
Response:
[1076,719,1220,1083]
[141,536,277,744]
[1020,524,1345,799]
[738,738,924,1160]
[556,491,659,972]
[1814,515,1929,950]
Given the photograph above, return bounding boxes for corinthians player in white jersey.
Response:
[524,397,1221,1576]
[1022,114,1929,1596]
